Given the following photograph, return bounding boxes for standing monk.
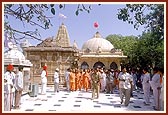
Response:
[41,65,47,95]
[75,69,81,91]
[78,69,84,91]
[83,69,90,92]
[69,69,76,91]
[87,69,92,89]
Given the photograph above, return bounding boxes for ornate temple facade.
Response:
[23,23,79,85]
[79,32,127,70]
[23,23,127,85]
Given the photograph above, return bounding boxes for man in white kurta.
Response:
[4,64,16,111]
[118,67,133,106]
[158,67,164,111]
[41,66,47,95]
[65,68,70,91]
[15,66,23,109]
[142,68,151,105]
[54,68,60,93]
[100,69,106,92]
[106,70,114,94]
[149,67,161,110]
[160,76,164,111]
[131,69,137,90]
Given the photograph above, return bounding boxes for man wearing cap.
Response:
[4,64,16,111]
[41,65,47,95]
[54,68,60,93]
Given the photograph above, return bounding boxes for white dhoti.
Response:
[41,77,47,94]
[4,93,10,111]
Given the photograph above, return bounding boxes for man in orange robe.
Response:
[69,69,76,91]
[75,69,81,91]
[83,69,90,92]
[79,69,84,90]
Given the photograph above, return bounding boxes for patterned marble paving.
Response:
[10,86,164,113]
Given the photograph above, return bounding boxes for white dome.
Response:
[4,43,25,60]
[82,32,114,52]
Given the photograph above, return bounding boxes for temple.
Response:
[21,23,127,85]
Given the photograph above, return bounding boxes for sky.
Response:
[5,3,147,49]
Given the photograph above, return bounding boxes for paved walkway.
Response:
[10,86,163,113]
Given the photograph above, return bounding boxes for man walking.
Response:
[142,67,151,105]
[118,67,133,106]
[54,68,60,93]
[91,68,101,100]
[15,65,24,109]
[149,67,161,110]
[65,68,70,91]
[41,65,47,95]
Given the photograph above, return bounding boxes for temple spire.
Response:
[55,23,70,47]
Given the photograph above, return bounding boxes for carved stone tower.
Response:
[55,23,71,47]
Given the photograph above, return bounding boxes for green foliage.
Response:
[106,33,164,68]
[117,4,164,39]
[135,32,164,68]
[106,34,138,56]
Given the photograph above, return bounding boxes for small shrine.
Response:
[4,41,33,92]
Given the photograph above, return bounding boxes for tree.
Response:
[134,32,164,68]
[4,4,95,45]
[106,34,138,66]
[117,4,164,68]
[106,33,164,68]
[117,4,164,40]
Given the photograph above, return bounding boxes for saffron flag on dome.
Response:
[94,22,99,29]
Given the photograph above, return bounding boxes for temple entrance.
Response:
[93,61,105,69]
[81,61,89,69]
[110,62,118,70]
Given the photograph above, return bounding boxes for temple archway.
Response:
[110,62,118,70]
[81,61,89,69]
[93,61,105,69]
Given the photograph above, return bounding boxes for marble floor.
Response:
[9,86,165,113]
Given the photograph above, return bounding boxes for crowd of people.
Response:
[63,66,164,110]
[4,64,24,111]
[4,64,164,111]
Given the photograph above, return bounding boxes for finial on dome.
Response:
[93,31,102,38]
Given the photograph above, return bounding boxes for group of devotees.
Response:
[4,64,164,111]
